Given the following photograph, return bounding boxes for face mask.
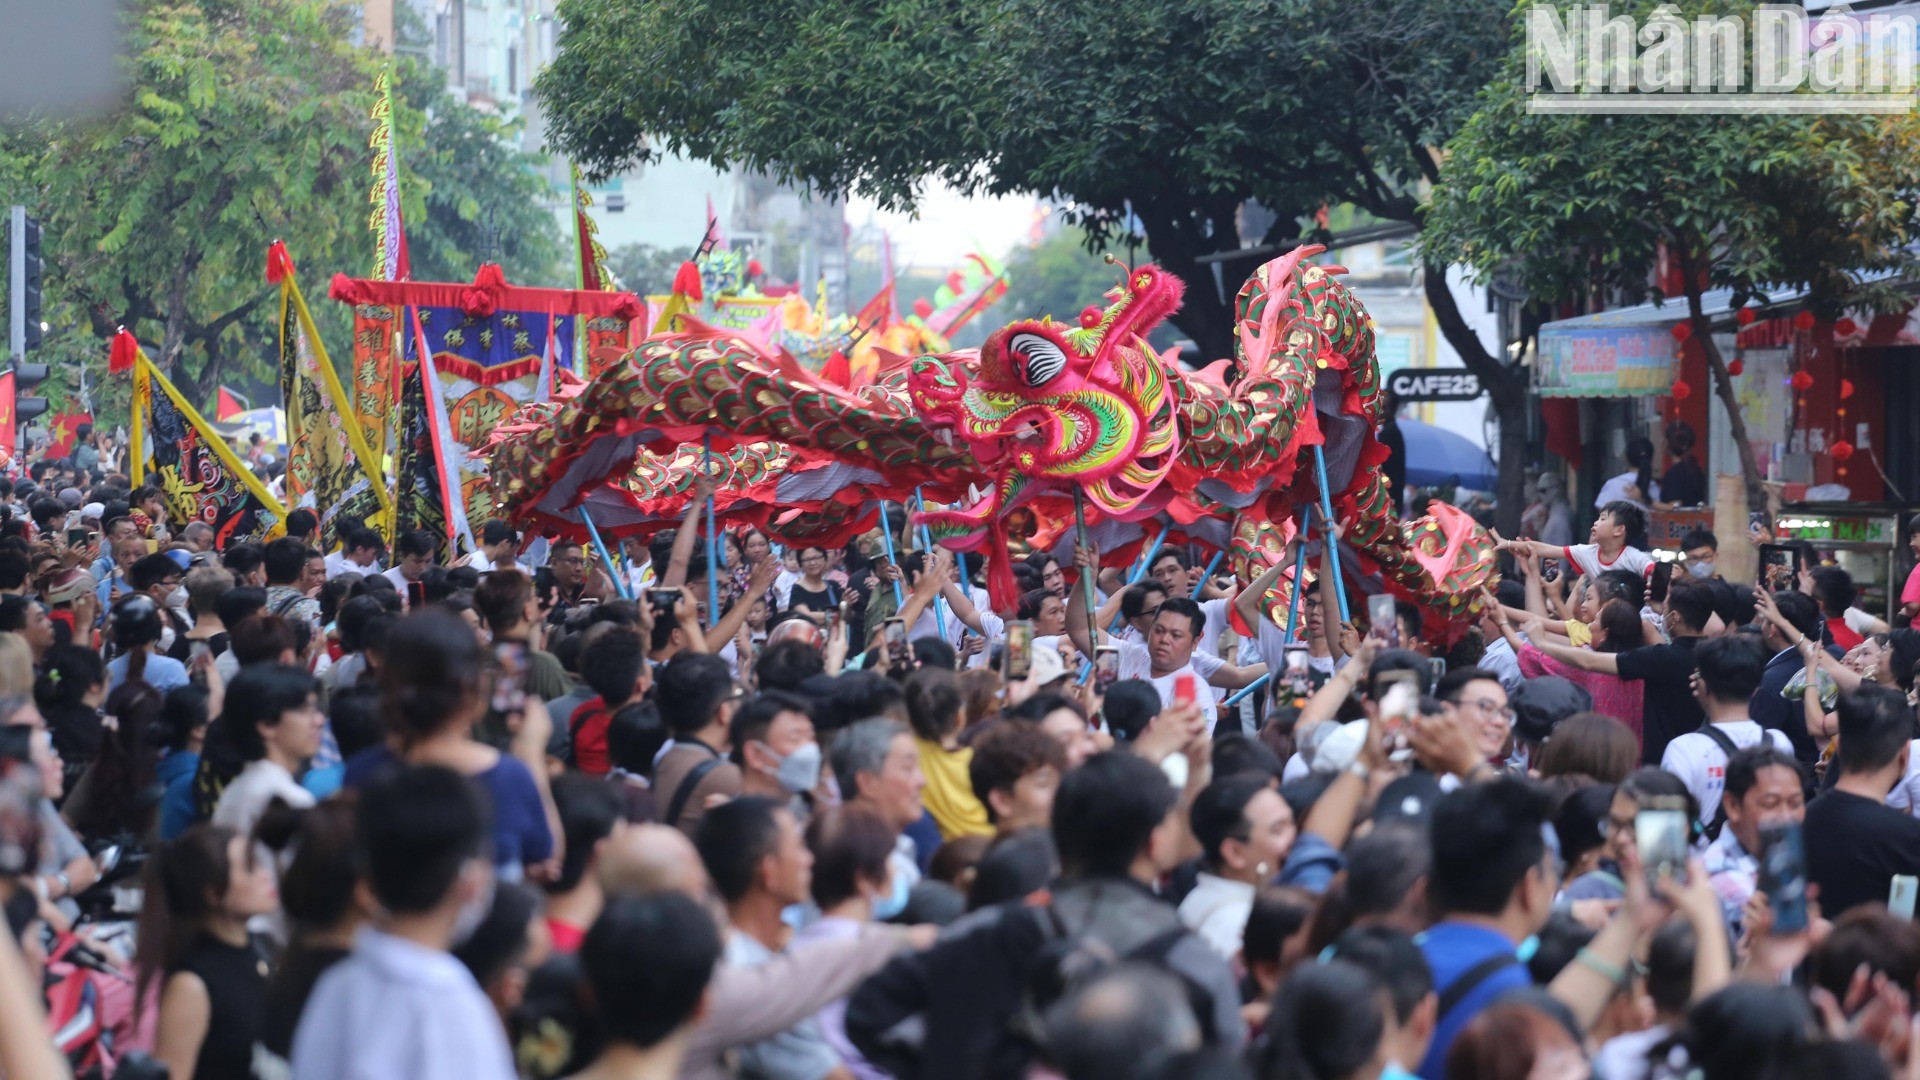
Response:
[167,585,189,609]
[1688,561,1716,578]
[759,740,823,794]
[871,864,911,922]
[449,862,495,947]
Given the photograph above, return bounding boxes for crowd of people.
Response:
[3,433,1920,1080]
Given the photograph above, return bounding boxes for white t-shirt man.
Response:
[1659,719,1792,835]
[324,550,382,580]
[1562,543,1655,580]
[1115,640,1218,727]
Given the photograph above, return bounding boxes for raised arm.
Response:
[1522,618,1621,674]
[1298,636,1379,725]
[707,558,780,655]
[1205,661,1269,691]
[1319,520,1350,663]
[893,550,953,634]
[1233,547,1293,645]
[661,472,720,589]
[1065,542,1107,656]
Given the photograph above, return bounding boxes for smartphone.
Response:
[882,618,908,651]
[66,528,88,548]
[648,588,679,615]
[1173,673,1196,707]
[1893,875,1919,922]
[1093,645,1121,691]
[1282,643,1313,702]
[1426,656,1447,696]
[1375,672,1419,760]
[1367,592,1399,648]
[189,639,210,662]
[1003,620,1033,681]
[1758,821,1810,932]
[407,580,427,610]
[1757,543,1799,594]
[491,641,528,715]
[1649,560,1674,605]
[1635,808,1690,886]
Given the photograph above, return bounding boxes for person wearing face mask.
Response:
[792,807,906,1080]
[291,765,515,1080]
[732,691,826,816]
[1680,528,1720,581]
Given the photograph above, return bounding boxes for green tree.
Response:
[602,242,694,296]
[0,0,383,410]
[538,0,1525,522]
[0,0,564,425]
[1424,0,1920,512]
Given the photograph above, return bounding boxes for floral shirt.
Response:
[1703,827,1758,941]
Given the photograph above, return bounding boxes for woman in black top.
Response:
[788,547,842,623]
[33,644,108,794]
[135,824,280,1080]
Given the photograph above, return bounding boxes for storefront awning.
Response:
[1536,285,1806,398]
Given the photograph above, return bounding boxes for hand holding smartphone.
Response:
[1367,593,1399,649]
[1003,620,1033,681]
[1093,645,1121,691]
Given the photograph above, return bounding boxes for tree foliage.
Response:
[539,0,1508,362]
[0,0,561,423]
[1424,0,1920,509]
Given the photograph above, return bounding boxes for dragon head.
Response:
[908,264,1188,551]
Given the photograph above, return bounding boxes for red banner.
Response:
[0,371,17,463]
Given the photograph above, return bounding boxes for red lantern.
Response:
[1790,370,1815,392]
[1670,321,1692,341]
[1793,310,1816,331]
[1840,378,1855,400]
[1836,317,1859,337]
[1734,307,1757,327]
[1832,440,1856,461]
[1728,358,1745,377]
[1671,380,1692,400]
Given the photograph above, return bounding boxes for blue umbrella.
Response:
[1395,418,1497,490]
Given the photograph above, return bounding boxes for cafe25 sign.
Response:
[1387,368,1482,402]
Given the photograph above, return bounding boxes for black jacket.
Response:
[844,876,1242,1080]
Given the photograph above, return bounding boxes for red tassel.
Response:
[610,294,643,321]
[460,287,497,320]
[108,329,137,374]
[983,522,1020,612]
[672,261,704,303]
[1727,358,1744,376]
[327,273,367,303]
[265,241,294,285]
[820,350,851,388]
[471,263,507,290]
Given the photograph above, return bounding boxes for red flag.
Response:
[0,371,17,463]
[214,387,245,421]
[47,412,91,458]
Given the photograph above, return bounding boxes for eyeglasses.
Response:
[1596,814,1636,839]
[1461,698,1515,723]
[1136,606,1161,620]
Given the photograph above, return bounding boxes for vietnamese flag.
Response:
[46,412,90,458]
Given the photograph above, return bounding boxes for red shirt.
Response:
[1827,617,1865,652]
[570,697,612,776]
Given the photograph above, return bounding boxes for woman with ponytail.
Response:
[343,609,557,882]
[135,824,279,1080]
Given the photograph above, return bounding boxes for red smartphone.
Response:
[1173,673,1196,706]
[407,580,427,610]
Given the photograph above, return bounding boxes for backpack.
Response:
[1006,895,1219,1068]
[1696,724,1742,842]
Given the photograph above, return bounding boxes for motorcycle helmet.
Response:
[109,594,164,650]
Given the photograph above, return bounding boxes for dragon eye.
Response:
[1009,332,1068,387]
